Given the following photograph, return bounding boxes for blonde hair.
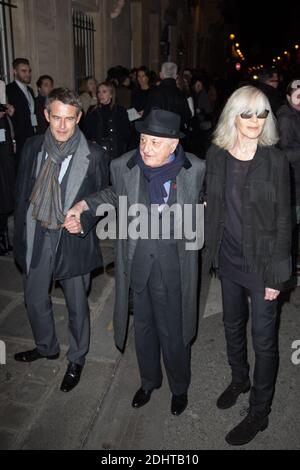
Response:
[97,81,116,109]
[213,86,279,150]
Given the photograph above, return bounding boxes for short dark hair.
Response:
[36,75,54,89]
[13,58,30,69]
[258,67,278,83]
[46,88,82,115]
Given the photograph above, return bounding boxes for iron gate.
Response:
[73,10,95,92]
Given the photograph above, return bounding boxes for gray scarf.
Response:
[30,126,81,229]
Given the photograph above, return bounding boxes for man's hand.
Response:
[264,288,280,301]
[63,200,89,233]
[66,200,89,222]
[63,215,83,234]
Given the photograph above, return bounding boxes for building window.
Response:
[0,0,15,83]
[72,10,95,92]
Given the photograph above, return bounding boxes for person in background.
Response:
[6,58,36,168]
[131,66,152,117]
[79,76,97,115]
[116,70,132,109]
[257,67,283,115]
[35,75,54,134]
[189,76,212,158]
[205,86,291,446]
[83,81,130,161]
[144,62,192,136]
[277,79,300,283]
[0,102,15,255]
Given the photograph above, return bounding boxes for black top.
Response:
[219,151,264,291]
[131,88,150,112]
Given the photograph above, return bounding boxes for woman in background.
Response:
[79,76,97,115]
[83,81,130,161]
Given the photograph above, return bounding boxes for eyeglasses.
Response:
[240,110,270,119]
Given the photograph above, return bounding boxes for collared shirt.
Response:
[15,80,35,115]
[45,153,73,183]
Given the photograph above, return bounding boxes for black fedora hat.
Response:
[135,108,185,139]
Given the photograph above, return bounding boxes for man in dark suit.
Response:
[35,74,54,135]
[6,58,37,168]
[144,62,192,135]
[13,88,109,392]
[65,109,205,414]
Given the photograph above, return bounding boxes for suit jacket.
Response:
[144,79,192,131]
[6,81,36,156]
[85,148,206,351]
[14,133,109,279]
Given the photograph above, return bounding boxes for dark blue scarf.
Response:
[137,144,185,205]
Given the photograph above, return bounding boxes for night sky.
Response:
[221,0,300,65]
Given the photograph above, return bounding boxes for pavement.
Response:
[0,228,300,450]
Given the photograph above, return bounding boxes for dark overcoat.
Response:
[14,133,109,279]
[85,148,206,350]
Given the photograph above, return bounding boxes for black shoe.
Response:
[60,362,83,392]
[131,386,160,408]
[171,393,188,416]
[217,380,251,410]
[225,412,269,446]
[14,348,59,362]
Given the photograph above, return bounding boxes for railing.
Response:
[72,10,95,92]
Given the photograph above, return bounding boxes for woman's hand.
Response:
[264,288,280,301]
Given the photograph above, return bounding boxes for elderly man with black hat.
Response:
[64,109,206,415]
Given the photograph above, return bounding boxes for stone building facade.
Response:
[1,0,226,92]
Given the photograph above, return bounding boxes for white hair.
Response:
[213,86,279,150]
[160,62,178,79]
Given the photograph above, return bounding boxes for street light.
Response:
[229,34,235,40]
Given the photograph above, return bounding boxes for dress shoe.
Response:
[60,362,83,392]
[14,348,59,362]
[171,393,188,416]
[217,380,251,409]
[225,411,269,446]
[131,387,157,408]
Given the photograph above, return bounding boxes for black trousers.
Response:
[24,232,91,366]
[132,258,191,396]
[221,277,279,415]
